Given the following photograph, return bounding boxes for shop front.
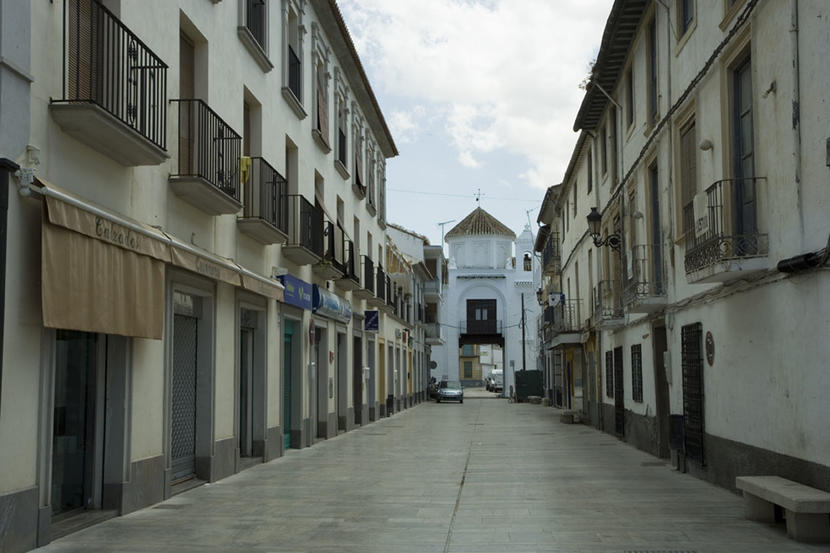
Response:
[278,274,312,448]
[312,285,352,433]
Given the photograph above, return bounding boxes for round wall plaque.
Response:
[705,331,715,366]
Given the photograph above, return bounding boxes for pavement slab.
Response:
[34,398,825,553]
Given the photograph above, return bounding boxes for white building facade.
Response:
[537,0,830,493]
[0,1,413,549]
[432,207,540,393]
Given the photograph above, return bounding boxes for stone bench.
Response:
[736,476,830,542]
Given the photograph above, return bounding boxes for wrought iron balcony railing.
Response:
[286,194,323,255]
[624,244,665,303]
[57,0,168,149]
[322,220,346,272]
[684,178,768,274]
[547,300,582,333]
[542,232,561,274]
[288,45,301,100]
[460,319,503,335]
[243,157,287,233]
[342,240,360,284]
[171,99,241,200]
[596,280,624,322]
[375,264,386,302]
[362,256,375,294]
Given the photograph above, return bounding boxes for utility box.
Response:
[514,370,544,402]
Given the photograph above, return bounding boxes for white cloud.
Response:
[339,0,613,189]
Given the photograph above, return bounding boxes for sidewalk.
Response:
[36,398,823,552]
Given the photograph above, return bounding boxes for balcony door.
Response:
[179,34,195,173]
[732,57,756,238]
[466,299,496,335]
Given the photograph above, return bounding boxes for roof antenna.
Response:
[475,188,482,204]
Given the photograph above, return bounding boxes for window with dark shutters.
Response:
[605,350,613,398]
[681,322,705,463]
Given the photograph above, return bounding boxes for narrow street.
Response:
[36,397,821,553]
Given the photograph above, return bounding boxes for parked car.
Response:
[436,380,464,403]
[491,370,504,393]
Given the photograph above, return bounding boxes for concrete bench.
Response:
[736,476,830,542]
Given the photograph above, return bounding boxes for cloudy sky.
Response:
[338,0,614,247]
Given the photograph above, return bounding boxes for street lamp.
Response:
[587,207,621,251]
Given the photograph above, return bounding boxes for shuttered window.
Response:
[605,350,613,398]
[679,119,697,237]
[682,322,705,464]
[631,344,643,403]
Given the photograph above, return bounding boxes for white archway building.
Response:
[432,207,541,394]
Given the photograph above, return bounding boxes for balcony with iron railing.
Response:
[623,244,666,313]
[51,0,168,166]
[683,178,769,283]
[282,45,306,119]
[169,99,242,215]
[237,157,288,244]
[460,319,503,336]
[595,280,625,328]
[542,232,561,276]
[314,220,346,280]
[425,323,445,345]
[282,195,323,265]
[368,264,386,307]
[424,278,441,300]
[354,256,375,299]
[337,240,361,291]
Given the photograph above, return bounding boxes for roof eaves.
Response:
[316,0,399,157]
[573,0,648,132]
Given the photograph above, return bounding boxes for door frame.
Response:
[164,271,216,496]
[235,293,267,464]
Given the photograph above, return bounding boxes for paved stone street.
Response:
[37,397,823,553]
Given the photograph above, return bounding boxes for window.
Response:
[314,61,329,146]
[367,143,376,208]
[678,0,695,37]
[625,66,634,128]
[335,80,348,170]
[245,0,266,49]
[732,56,756,237]
[282,0,303,107]
[681,322,704,463]
[631,344,643,402]
[610,106,618,182]
[353,119,365,195]
[605,350,613,397]
[679,119,697,237]
[463,361,473,378]
[587,149,593,194]
[600,125,608,175]
[647,17,658,123]
[523,253,532,271]
[572,181,577,216]
[461,344,474,356]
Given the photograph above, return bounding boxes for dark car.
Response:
[436,380,464,403]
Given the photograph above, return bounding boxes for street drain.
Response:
[625,551,697,553]
[153,504,186,510]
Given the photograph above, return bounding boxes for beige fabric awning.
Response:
[38,179,284,339]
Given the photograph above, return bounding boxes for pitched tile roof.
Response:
[445,207,516,240]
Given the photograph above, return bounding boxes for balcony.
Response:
[425,323,445,345]
[50,0,168,166]
[546,300,582,346]
[282,195,323,265]
[623,244,666,313]
[368,264,386,308]
[237,157,288,244]
[313,220,346,280]
[169,99,242,214]
[354,256,375,300]
[380,275,394,314]
[684,178,769,284]
[337,241,361,291]
[595,280,625,328]
[542,232,561,276]
[424,279,441,301]
[461,319,503,335]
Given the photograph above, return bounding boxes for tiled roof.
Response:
[445,207,516,240]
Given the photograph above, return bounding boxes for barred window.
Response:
[605,350,613,398]
[631,344,643,403]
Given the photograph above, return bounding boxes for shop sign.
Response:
[364,310,379,332]
[312,285,352,324]
[278,274,312,310]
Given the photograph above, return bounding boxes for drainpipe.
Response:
[0,158,17,412]
[790,0,804,249]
